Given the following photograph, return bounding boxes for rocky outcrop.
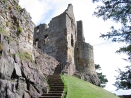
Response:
[0,0,59,98]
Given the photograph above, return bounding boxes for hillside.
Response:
[62,75,119,98]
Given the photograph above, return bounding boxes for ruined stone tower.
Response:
[33,4,100,85]
[34,4,76,75]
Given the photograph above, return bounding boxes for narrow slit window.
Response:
[71,34,74,47]
[71,19,73,30]
[77,48,78,51]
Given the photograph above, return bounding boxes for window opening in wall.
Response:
[43,34,49,45]
[36,26,39,33]
[71,34,74,47]
[71,19,73,30]
[35,39,38,47]
[77,48,78,51]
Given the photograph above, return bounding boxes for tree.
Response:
[114,66,131,90]
[95,64,108,88]
[93,0,131,90]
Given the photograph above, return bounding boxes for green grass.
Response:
[61,75,119,98]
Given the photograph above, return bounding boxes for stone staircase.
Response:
[39,65,64,98]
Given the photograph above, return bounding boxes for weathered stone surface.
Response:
[24,91,31,98]
[14,54,20,63]
[14,63,22,77]
[30,84,40,98]
[0,80,7,98]
[0,57,14,79]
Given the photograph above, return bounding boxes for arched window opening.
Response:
[35,39,38,47]
[71,19,73,30]
[36,26,39,33]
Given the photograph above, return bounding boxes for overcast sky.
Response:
[19,0,131,95]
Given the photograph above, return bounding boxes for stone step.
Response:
[42,93,62,96]
[48,81,63,84]
[50,87,64,91]
[48,81,63,83]
[50,85,64,88]
[40,69,64,98]
[48,75,60,78]
[39,96,61,98]
[49,83,63,85]
[48,91,63,93]
[50,87,64,90]
[50,84,64,86]
[48,77,61,80]
[48,79,62,81]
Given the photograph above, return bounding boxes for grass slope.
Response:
[61,75,119,98]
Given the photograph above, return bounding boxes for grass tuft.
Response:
[16,52,32,61]
[18,27,22,33]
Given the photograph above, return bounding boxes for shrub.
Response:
[18,27,22,33]
[16,5,20,11]
[6,21,9,27]
[13,25,17,30]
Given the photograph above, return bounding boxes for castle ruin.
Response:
[33,4,100,85]
[0,0,101,97]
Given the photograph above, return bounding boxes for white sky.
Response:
[19,0,131,95]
